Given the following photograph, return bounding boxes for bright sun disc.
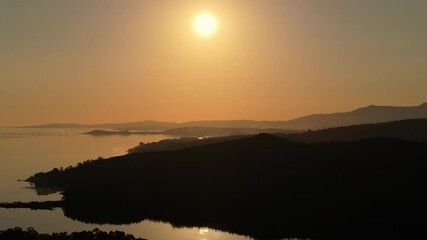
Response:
[194,13,218,37]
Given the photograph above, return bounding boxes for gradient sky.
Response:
[1,0,426,125]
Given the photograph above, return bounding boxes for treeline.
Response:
[127,135,245,153]
[0,228,146,240]
[28,157,103,189]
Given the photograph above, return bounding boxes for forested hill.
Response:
[280,118,427,142]
[128,118,427,153]
[26,134,427,239]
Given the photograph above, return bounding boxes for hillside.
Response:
[286,102,427,129]
[25,134,427,239]
[281,118,427,142]
[128,119,427,153]
[163,126,295,137]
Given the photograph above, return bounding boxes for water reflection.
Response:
[0,208,252,240]
[197,228,230,240]
[199,228,209,235]
[0,128,171,202]
[0,128,252,240]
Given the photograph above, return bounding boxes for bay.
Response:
[0,127,251,240]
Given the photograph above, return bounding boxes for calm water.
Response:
[0,127,252,240]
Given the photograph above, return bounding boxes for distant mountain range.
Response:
[21,102,427,130]
[285,102,427,129]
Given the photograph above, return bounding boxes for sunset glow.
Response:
[194,12,218,37]
[0,1,426,125]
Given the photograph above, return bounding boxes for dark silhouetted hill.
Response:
[163,126,296,137]
[128,135,246,154]
[281,118,427,142]
[24,134,427,239]
[128,119,427,153]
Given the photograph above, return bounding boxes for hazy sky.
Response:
[1,0,426,125]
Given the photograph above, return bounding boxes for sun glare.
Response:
[194,12,218,37]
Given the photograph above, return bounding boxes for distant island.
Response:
[84,127,298,137]
[19,102,427,131]
[3,118,425,239]
[83,129,160,136]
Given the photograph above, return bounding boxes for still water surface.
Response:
[0,128,252,240]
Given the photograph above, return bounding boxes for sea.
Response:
[0,127,251,240]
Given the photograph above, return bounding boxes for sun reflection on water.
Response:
[199,228,209,235]
[197,227,226,240]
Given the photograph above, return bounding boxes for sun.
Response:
[194,12,218,37]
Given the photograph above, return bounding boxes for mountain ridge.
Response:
[18,102,427,130]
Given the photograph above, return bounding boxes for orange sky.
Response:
[1,1,426,125]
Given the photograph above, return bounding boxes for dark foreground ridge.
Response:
[0,227,146,240]
[18,134,427,239]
